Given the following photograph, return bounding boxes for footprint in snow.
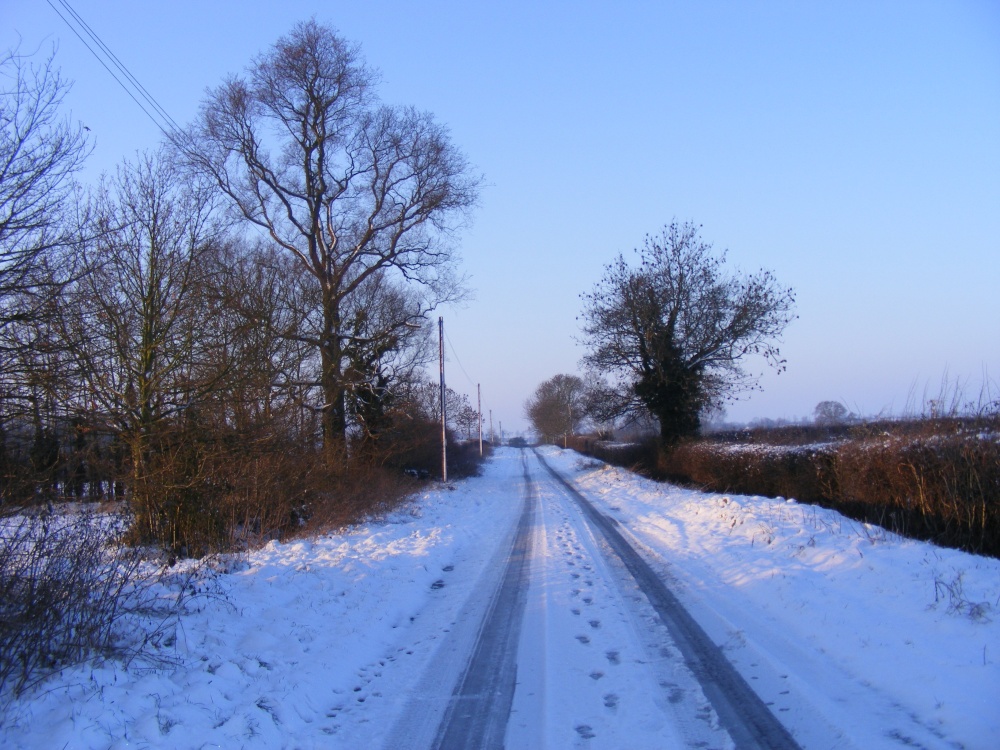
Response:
[589,671,604,680]
[605,650,620,665]
[660,680,685,704]
[575,725,596,739]
[430,579,445,590]
[603,693,619,709]
[571,608,581,615]
[589,620,600,629]
[442,564,454,572]
[576,634,591,644]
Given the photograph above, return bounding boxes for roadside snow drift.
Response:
[1,447,996,750]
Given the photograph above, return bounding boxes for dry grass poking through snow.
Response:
[0,507,192,711]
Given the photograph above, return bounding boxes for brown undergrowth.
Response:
[568,417,1000,558]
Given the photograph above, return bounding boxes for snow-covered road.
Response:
[422,449,773,748]
[2,447,997,749]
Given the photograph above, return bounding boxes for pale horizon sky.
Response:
[6,1,1000,434]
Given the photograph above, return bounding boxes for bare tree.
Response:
[65,150,222,546]
[814,400,850,425]
[0,45,89,336]
[580,221,795,443]
[525,374,588,445]
[453,399,480,441]
[192,237,317,438]
[1,45,89,489]
[184,20,479,454]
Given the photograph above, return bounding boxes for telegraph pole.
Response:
[477,384,483,457]
[439,317,447,483]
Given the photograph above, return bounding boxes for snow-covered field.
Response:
[1,447,997,749]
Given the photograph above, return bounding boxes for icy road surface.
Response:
[2,447,997,749]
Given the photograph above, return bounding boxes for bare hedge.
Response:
[568,420,1000,558]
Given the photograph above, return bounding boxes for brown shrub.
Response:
[832,434,999,555]
[565,435,660,474]
[300,460,415,534]
[570,418,1000,558]
[660,442,836,504]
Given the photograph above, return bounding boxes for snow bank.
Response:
[539,446,1000,749]
[0,455,525,749]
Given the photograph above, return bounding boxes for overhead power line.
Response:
[444,327,478,391]
[45,0,183,139]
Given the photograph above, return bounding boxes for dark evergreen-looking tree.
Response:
[579,221,795,444]
[342,273,433,441]
[184,20,479,456]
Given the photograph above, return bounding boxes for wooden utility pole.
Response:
[477,384,483,457]
[439,316,447,483]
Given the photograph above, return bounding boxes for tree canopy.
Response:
[184,20,480,450]
[580,221,795,443]
[525,373,587,444]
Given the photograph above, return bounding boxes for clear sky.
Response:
[6,0,1000,434]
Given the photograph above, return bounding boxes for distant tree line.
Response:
[0,22,481,555]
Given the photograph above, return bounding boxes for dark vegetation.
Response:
[578,221,795,444]
[1,23,483,552]
[567,414,1000,558]
[0,25,486,703]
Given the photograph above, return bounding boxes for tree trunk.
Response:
[320,298,348,458]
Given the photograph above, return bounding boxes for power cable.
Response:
[59,0,183,132]
[443,327,477,392]
[45,0,182,139]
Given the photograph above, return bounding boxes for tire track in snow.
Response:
[430,453,538,750]
[535,449,802,750]
[510,453,712,748]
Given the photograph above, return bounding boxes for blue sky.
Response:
[6,1,1000,433]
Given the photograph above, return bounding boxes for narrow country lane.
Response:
[431,454,538,749]
[3,448,992,750]
[405,449,803,749]
[525,449,801,749]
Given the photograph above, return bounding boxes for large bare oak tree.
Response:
[184,20,479,452]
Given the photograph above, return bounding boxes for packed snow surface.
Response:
[1,447,997,749]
